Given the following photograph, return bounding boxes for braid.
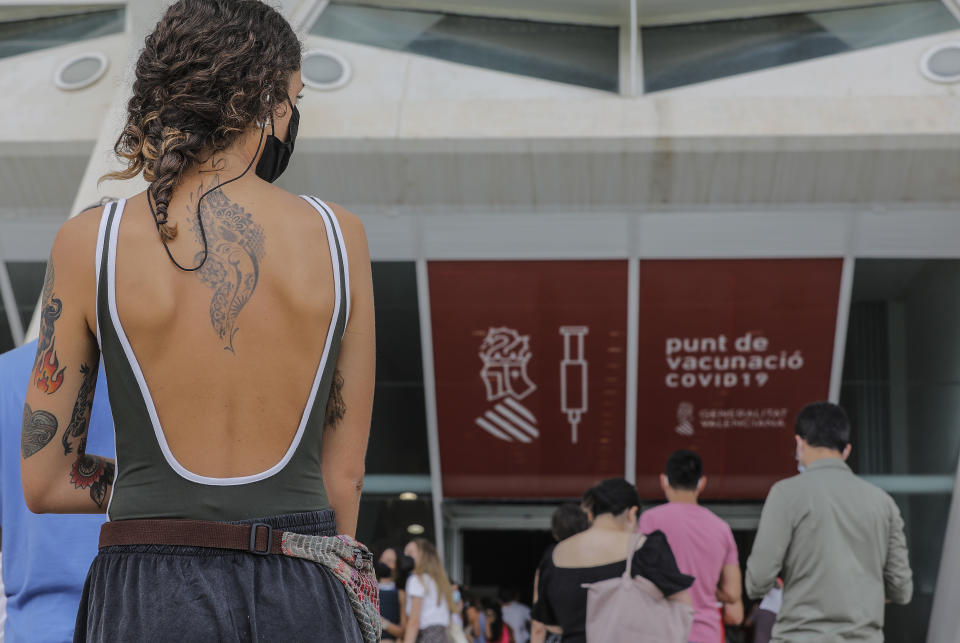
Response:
[98,0,302,247]
[143,114,193,241]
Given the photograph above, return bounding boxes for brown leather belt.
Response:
[99,519,285,555]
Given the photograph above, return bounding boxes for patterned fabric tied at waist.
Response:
[99,519,382,643]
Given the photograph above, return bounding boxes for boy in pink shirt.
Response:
[639,450,742,643]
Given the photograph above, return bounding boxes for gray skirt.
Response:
[74,510,363,642]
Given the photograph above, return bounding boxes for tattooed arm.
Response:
[21,210,115,514]
[321,203,375,538]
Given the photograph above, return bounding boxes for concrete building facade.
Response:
[1,1,959,639]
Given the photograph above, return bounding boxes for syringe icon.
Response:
[560,326,589,444]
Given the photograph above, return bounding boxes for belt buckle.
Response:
[248,523,273,555]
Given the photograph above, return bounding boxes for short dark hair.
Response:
[375,561,392,581]
[665,450,703,491]
[796,402,850,451]
[551,503,590,541]
[498,587,519,604]
[582,478,639,518]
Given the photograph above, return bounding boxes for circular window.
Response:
[920,43,960,83]
[54,52,109,91]
[301,49,351,91]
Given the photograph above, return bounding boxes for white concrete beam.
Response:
[23,0,327,341]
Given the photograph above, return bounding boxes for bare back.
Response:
[115,185,338,477]
[20,2,374,538]
[31,177,378,527]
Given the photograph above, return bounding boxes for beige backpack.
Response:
[581,533,694,642]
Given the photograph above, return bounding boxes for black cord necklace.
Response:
[147,119,267,272]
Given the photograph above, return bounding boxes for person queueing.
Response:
[530,504,590,643]
[484,599,515,643]
[18,1,375,640]
[532,479,694,643]
[464,594,487,643]
[745,580,782,643]
[403,539,455,643]
[378,561,403,641]
[498,588,530,643]
[746,402,912,642]
[638,450,743,643]
[378,546,408,640]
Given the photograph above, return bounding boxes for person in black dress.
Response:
[532,479,693,642]
[531,504,590,643]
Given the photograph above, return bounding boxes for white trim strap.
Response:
[308,198,351,330]
[105,196,343,486]
[94,201,113,350]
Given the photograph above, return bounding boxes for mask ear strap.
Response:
[256,89,274,131]
[150,112,268,272]
[269,92,277,136]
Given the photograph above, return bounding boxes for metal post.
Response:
[625,256,639,483]
[416,257,446,565]
[828,256,855,402]
[629,0,638,96]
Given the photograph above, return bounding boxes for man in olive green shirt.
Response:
[746,402,912,642]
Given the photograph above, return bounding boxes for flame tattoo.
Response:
[33,260,66,394]
[35,339,66,394]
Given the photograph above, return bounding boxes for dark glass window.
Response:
[7,261,46,331]
[840,259,960,640]
[357,494,435,553]
[643,0,958,92]
[0,304,12,354]
[0,9,125,60]
[312,3,619,92]
[367,262,430,475]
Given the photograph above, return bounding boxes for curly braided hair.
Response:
[100,0,301,241]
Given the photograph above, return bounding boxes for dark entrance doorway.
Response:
[461,529,555,606]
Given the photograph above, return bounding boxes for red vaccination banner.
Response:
[635,259,843,500]
[429,261,629,498]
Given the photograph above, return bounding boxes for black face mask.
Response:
[255,102,299,183]
[151,97,300,272]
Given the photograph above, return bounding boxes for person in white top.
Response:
[746,580,782,643]
[403,539,454,643]
[499,588,530,643]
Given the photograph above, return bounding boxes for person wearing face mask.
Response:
[18,1,375,641]
[746,402,913,642]
[402,539,455,643]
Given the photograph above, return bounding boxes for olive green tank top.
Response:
[95,196,349,521]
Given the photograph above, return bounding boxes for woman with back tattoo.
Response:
[19,1,375,640]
